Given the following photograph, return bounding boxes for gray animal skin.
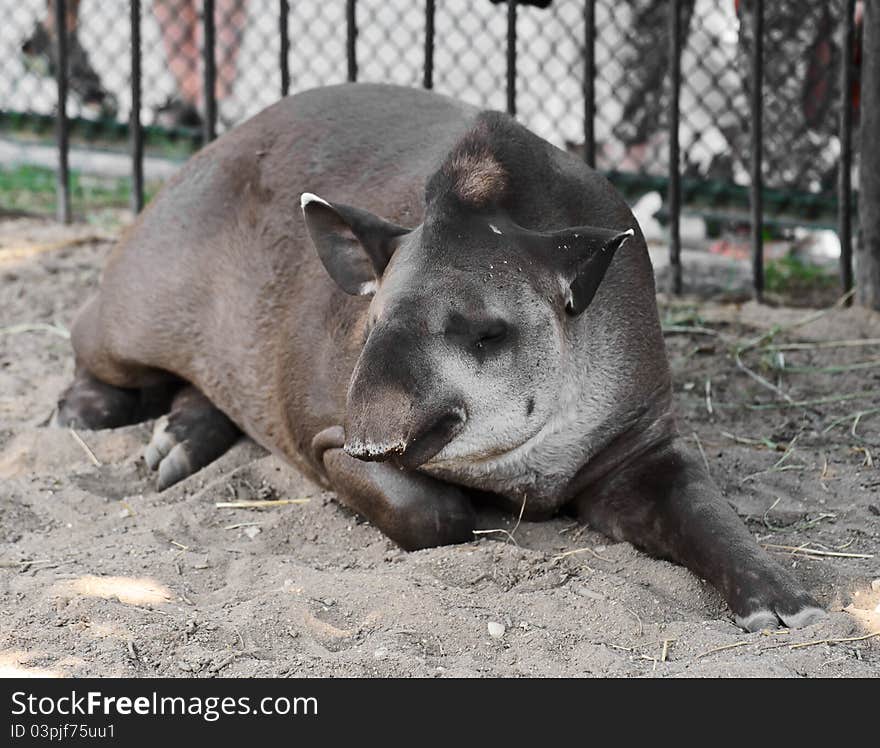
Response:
[56,83,824,633]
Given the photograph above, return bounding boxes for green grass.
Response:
[764,255,837,295]
[0,110,201,161]
[0,163,160,216]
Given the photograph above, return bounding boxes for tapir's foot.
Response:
[144,387,240,490]
[733,571,826,632]
[56,369,141,429]
[576,440,826,634]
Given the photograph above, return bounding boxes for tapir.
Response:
[56,83,824,632]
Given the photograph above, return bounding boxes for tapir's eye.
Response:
[473,320,508,351]
[446,313,509,356]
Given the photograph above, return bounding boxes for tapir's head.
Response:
[301,127,634,471]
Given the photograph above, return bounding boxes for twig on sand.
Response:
[741,430,804,483]
[624,607,644,636]
[822,407,880,436]
[788,632,880,650]
[744,390,880,411]
[661,324,723,338]
[0,557,76,570]
[551,546,612,563]
[0,322,70,339]
[214,499,310,509]
[692,432,711,477]
[768,337,880,352]
[721,431,780,450]
[773,358,880,375]
[472,528,519,546]
[735,348,795,405]
[69,428,101,466]
[473,494,527,547]
[0,558,50,568]
[696,640,754,659]
[761,543,873,559]
[853,446,874,468]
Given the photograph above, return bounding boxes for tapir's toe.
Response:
[779,605,826,629]
[735,602,826,633]
[144,416,175,471]
[735,610,780,633]
[156,443,194,491]
[144,416,199,490]
[145,416,192,490]
[143,394,241,491]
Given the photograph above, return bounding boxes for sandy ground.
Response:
[1,215,878,678]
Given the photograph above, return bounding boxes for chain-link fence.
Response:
[0,1,860,245]
[2,1,856,180]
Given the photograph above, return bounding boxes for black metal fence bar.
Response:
[859,0,880,308]
[750,0,765,301]
[667,0,682,294]
[346,0,357,83]
[203,0,217,143]
[506,0,517,116]
[54,0,71,224]
[582,0,596,169]
[838,0,855,297]
[280,0,290,98]
[130,0,143,213]
[424,0,435,90]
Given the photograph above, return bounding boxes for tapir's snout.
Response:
[343,401,466,470]
[343,321,466,470]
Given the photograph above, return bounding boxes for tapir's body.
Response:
[59,84,824,632]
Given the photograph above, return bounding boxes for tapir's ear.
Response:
[300,193,410,295]
[541,225,635,316]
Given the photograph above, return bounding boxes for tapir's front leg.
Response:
[576,441,825,632]
[312,427,476,551]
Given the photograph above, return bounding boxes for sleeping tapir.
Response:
[56,83,823,632]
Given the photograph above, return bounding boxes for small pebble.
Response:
[243,526,261,539]
[487,621,505,639]
[373,647,388,660]
[870,579,880,592]
[576,587,606,601]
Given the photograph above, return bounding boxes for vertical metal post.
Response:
[858,0,880,308]
[130,0,144,214]
[506,0,517,116]
[424,0,435,89]
[583,0,596,168]
[346,0,357,82]
[280,0,290,97]
[203,0,217,143]
[838,0,855,299]
[54,0,71,224]
[749,0,764,302]
[668,0,682,294]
